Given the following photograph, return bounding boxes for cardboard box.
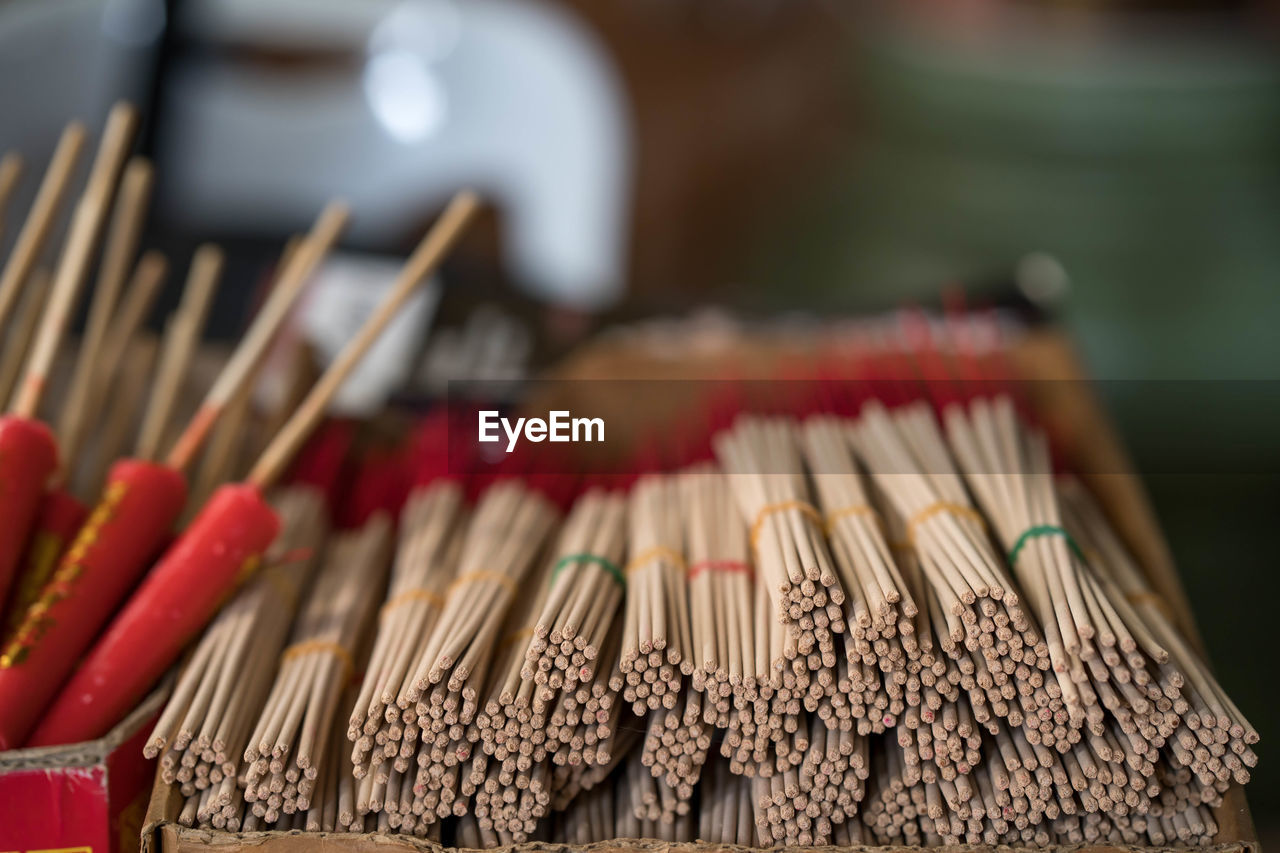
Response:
[1,688,167,853]
[141,330,1258,852]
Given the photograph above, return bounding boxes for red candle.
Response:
[0,460,185,748]
[28,483,279,746]
[3,488,87,633]
[0,417,58,607]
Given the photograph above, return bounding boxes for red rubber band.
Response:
[687,559,753,582]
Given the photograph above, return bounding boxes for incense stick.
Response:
[56,157,153,464]
[0,123,86,335]
[12,104,137,419]
[135,244,222,460]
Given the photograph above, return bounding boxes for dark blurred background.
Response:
[0,0,1277,836]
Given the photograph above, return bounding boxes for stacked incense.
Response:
[851,401,1066,749]
[146,322,1256,850]
[1059,480,1257,794]
[240,517,392,824]
[712,417,847,739]
[683,465,779,781]
[801,415,919,734]
[145,488,327,812]
[623,474,710,820]
[348,482,466,779]
[682,464,753,731]
[468,487,626,841]
[945,396,1180,766]
[350,480,558,835]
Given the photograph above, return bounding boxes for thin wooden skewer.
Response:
[247,190,480,489]
[12,104,137,419]
[135,244,222,460]
[0,269,52,407]
[187,376,253,513]
[164,202,350,472]
[56,157,154,464]
[84,335,158,496]
[0,124,86,334]
[0,152,22,237]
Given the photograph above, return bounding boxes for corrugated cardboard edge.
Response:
[145,832,1257,853]
[141,330,1259,853]
[0,684,169,771]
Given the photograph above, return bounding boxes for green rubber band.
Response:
[552,553,625,589]
[1008,525,1084,567]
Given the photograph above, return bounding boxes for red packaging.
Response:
[0,460,185,749]
[0,687,165,853]
[3,487,87,632]
[28,484,279,746]
[0,416,58,606]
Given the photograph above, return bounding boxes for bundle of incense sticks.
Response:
[720,579,789,776]
[527,487,627,709]
[357,480,557,835]
[697,756,759,845]
[684,464,784,782]
[148,337,1254,849]
[617,749,699,842]
[523,489,626,766]
[623,474,708,819]
[852,401,1066,749]
[683,464,753,732]
[466,488,626,842]
[1058,480,1257,795]
[873,484,1016,783]
[349,481,465,775]
[801,415,919,734]
[715,416,847,678]
[242,517,392,823]
[146,488,327,804]
[946,395,1181,751]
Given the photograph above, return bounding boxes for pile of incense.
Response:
[147,366,1253,847]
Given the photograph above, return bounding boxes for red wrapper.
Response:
[0,460,186,749]
[3,488,87,633]
[28,483,280,747]
[0,417,58,607]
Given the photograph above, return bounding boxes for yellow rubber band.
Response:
[749,500,823,550]
[499,627,535,652]
[447,570,517,598]
[905,501,986,545]
[1125,591,1174,618]
[624,546,685,576]
[823,504,882,535]
[261,567,300,610]
[281,640,354,679]
[380,587,445,620]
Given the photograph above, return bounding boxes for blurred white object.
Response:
[418,305,531,398]
[160,0,631,309]
[252,252,440,418]
[0,0,161,252]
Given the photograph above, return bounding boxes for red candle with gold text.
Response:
[0,460,185,748]
[3,489,87,633]
[0,417,58,606]
[28,483,279,746]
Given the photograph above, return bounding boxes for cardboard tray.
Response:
[0,686,167,853]
[140,330,1258,853]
